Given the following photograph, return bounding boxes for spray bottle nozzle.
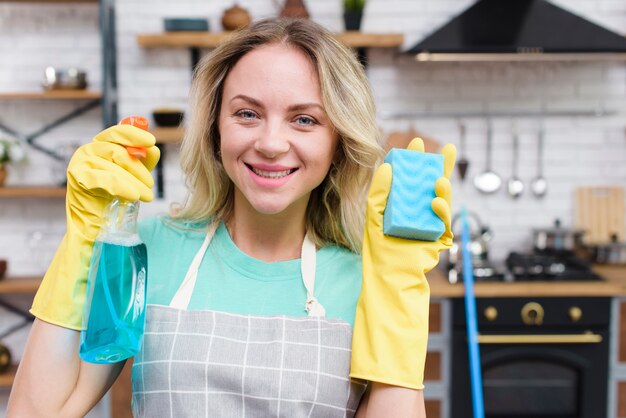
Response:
[119,116,149,159]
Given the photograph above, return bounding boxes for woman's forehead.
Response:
[222,44,323,107]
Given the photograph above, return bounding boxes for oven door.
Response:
[452,330,609,418]
[451,298,610,418]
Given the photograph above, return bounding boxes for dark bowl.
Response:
[152,109,184,127]
[0,259,6,279]
[163,18,209,32]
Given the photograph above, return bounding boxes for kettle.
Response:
[446,211,494,283]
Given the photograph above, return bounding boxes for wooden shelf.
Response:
[152,127,184,144]
[0,364,18,388]
[335,32,404,48]
[0,277,42,294]
[138,32,233,48]
[137,31,404,49]
[0,187,66,197]
[0,90,102,100]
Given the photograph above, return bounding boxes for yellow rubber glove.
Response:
[350,138,456,390]
[30,122,160,330]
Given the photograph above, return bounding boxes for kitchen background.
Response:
[0,0,625,416]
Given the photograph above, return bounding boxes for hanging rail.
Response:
[379,108,617,119]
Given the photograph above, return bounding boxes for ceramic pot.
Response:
[0,166,6,187]
[343,10,362,31]
[279,0,309,19]
[222,4,252,31]
[0,344,11,373]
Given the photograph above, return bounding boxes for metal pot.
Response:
[42,67,87,90]
[592,234,626,264]
[446,211,495,282]
[532,219,585,252]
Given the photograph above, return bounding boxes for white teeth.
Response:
[251,167,294,179]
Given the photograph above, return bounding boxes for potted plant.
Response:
[0,136,27,186]
[343,0,365,31]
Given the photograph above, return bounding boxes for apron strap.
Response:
[169,222,324,317]
[169,221,219,310]
[301,234,325,317]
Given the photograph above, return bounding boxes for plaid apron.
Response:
[132,224,367,417]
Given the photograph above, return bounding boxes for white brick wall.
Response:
[0,0,625,416]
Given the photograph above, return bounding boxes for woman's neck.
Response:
[226,200,307,263]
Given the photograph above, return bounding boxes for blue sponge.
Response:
[383,148,445,241]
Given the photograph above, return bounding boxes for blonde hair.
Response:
[174,18,382,253]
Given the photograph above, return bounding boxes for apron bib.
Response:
[131,223,367,417]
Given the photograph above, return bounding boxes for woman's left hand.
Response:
[350,138,456,390]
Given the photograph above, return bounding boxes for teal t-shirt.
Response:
[138,216,362,326]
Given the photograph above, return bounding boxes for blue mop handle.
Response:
[461,207,485,418]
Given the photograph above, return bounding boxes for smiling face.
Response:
[218,43,338,219]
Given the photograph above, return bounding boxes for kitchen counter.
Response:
[428,265,626,298]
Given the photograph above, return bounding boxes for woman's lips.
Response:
[245,163,298,187]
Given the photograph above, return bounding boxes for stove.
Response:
[505,250,604,281]
[447,250,604,283]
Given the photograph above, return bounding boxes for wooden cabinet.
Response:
[0,278,41,389]
[424,299,449,418]
[615,299,626,417]
[619,381,626,418]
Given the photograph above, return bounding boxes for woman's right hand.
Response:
[67,123,160,241]
[30,122,160,331]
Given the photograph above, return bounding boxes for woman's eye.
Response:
[236,110,257,120]
[295,115,316,127]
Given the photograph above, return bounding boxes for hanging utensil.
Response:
[507,122,524,199]
[473,120,501,194]
[457,120,469,181]
[531,125,548,198]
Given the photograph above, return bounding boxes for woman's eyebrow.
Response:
[229,94,264,108]
[287,103,325,113]
[229,94,324,113]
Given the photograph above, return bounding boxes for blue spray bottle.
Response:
[79,116,149,364]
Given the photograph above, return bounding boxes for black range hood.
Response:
[407,0,626,61]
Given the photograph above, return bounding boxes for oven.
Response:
[450,297,610,418]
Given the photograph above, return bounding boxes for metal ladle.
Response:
[531,126,548,198]
[507,123,524,199]
[456,120,469,181]
[473,120,502,194]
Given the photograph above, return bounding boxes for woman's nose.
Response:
[254,122,290,158]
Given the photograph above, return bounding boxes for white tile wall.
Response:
[0,0,625,416]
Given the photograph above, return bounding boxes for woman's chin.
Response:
[248,199,291,216]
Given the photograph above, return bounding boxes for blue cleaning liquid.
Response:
[79,239,147,364]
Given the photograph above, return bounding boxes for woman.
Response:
[8,18,454,417]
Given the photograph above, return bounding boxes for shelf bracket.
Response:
[0,298,34,322]
[356,47,368,68]
[191,47,201,73]
[155,144,165,198]
[0,319,31,341]
[0,98,101,161]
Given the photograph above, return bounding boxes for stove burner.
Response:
[505,251,604,281]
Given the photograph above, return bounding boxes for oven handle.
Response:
[477,332,602,344]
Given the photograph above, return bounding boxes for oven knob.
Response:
[569,306,583,323]
[521,302,544,326]
[484,306,498,321]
